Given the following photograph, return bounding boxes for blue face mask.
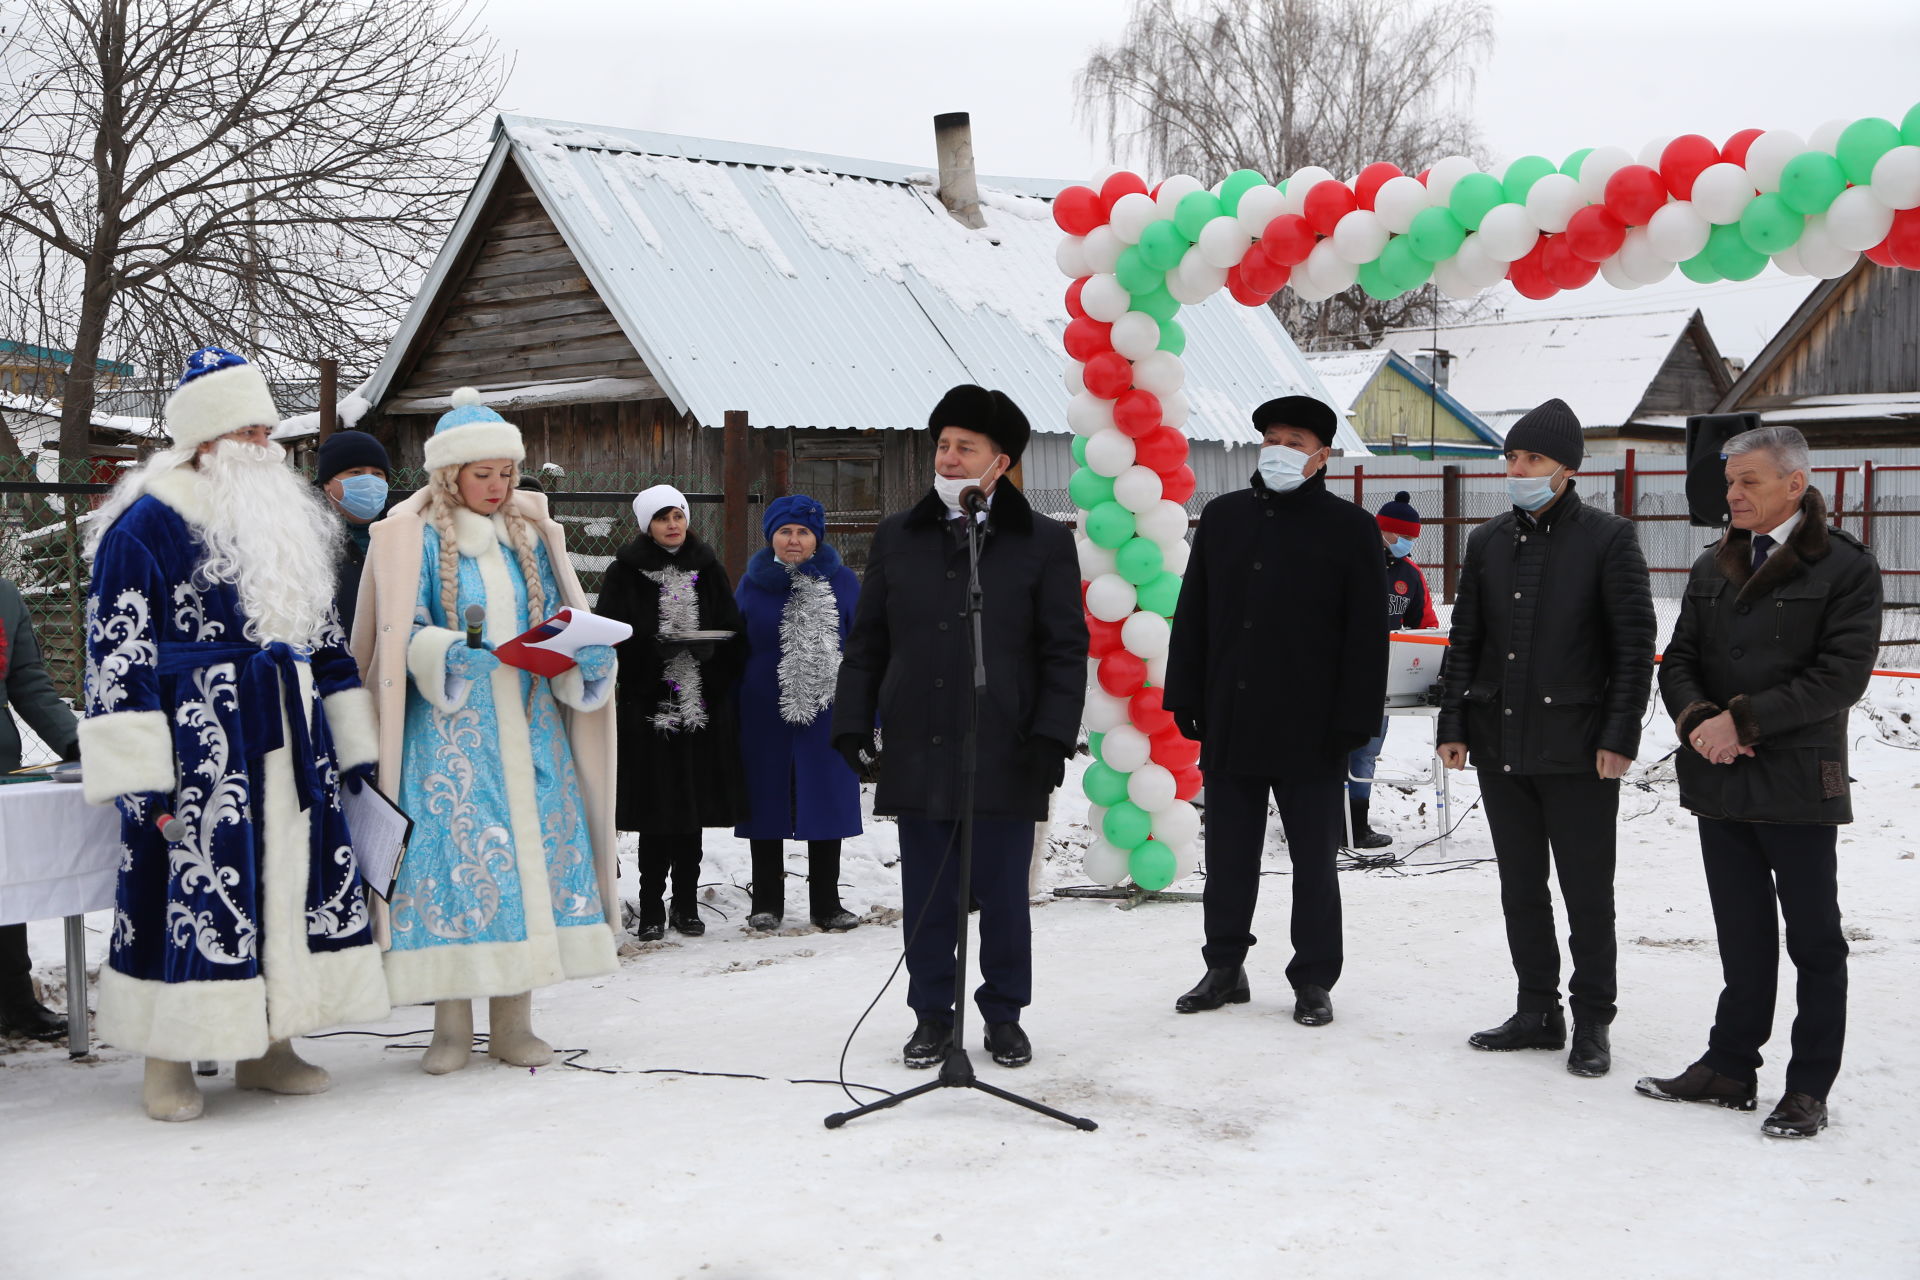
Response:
[1506,468,1563,512]
[336,473,388,521]
[1387,536,1414,560]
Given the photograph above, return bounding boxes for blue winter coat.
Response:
[733,544,863,841]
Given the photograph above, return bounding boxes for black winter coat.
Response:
[1162,470,1388,780]
[1437,483,1656,774]
[831,485,1087,822]
[0,577,78,772]
[1659,489,1882,824]
[596,533,750,833]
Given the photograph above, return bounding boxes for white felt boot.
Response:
[143,1058,205,1122]
[486,992,553,1067]
[235,1039,331,1095]
[421,999,475,1075]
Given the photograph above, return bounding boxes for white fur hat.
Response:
[632,483,690,531]
[163,347,279,450]
[423,387,525,472]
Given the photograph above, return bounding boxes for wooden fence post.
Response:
[723,410,750,584]
[1862,460,1876,545]
[1442,464,1461,604]
[1616,448,1636,517]
[317,358,338,444]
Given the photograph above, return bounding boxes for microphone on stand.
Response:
[464,604,486,648]
[155,812,188,842]
[959,485,990,518]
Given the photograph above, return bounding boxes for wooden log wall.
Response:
[1750,266,1920,401]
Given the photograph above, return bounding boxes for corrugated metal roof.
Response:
[368,114,1364,452]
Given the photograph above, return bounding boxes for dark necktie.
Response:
[1750,533,1775,575]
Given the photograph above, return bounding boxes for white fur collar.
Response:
[142,466,215,528]
[450,506,509,558]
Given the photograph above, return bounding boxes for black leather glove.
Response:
[834,733,881,783]
[1020,736,1072,791]
[1171,710,1204,743]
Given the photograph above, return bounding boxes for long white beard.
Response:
[196,440,346,647]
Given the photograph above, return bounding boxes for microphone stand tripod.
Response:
[826,492,1096,1133]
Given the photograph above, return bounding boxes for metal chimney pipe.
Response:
[934,111,987,230]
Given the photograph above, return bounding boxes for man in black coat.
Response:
[1638,425,1881,1139]
[313,428,392,636]
[833,386,1086,1070]
[1436,398,1654,1078]
[1162,395,1387,1027]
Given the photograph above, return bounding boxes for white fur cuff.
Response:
[551,662,615,713]
[95,966,271,1063]
[322,687,380,771]
[407,627,471,713]
[78,710,176,805]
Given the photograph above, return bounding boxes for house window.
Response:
[791,454,881,515]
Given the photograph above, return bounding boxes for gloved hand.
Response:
[342,762,377,793]
[447,644,501,679]
[117,791,180,838]
[1019,735,1072,791]
[1171,710,1203,743]
[834,733,881,783]
[575,644,616,681]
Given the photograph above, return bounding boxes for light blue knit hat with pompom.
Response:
[424,387,525,471]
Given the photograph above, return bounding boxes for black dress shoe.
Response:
[1761,1092,1828,1139]
[668,905,705,937]
[746,911,782,932]
[1292,985,1334,1026]
[903,1018,953,1069]
[1567,1022,1611,1077]
[635,921,666,943]
[1633,1061,1758,1111]
[1175,966,1250,1013]
[811,908,860,932]
[1468,1008,1567,1051]
[0,995,68,1042]
[984,1021,1032,1068]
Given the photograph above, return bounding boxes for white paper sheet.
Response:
[524,606,634,657]
[341,778,413,900]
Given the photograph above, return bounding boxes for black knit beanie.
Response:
[1503,398,1584,469]
[315,429,392,485]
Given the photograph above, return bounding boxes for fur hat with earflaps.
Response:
[163,347,279,450]
[424,387,525,472]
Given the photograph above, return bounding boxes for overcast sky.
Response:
[484,0,1920,358]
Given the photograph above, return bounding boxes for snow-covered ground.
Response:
[5,682,1917,1278]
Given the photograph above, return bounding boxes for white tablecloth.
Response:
[0,780,123,926]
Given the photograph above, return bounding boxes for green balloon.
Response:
[1778,151,1847,216]
[1379,236,1432,291]
[1449,172,1505,230]
[1129,840,1178,892]
[1136,219,1189,272]
[1115,535,1165,586]
[1836,117,1902,186]
[1071,435,1088,466]
[1738,192,1804,256]
[1136,570,1181,617]
[1678,251,1723,284]
[1705,222,1766,281]
[1082,760,1130,807]
[1087,730,1104,763]
[1219,169,1268,215]
[1130,287,1181,323]
[1086,500,1136,549]
[1103,800,1152,850]
[1502,155,1556,205]
[1357,257,1402,301]
[1406,206,1466,262]
[1904,101,1920,147]
[1560,146,1593,179]
[1174,190,1223,241]
[1115,244,1164,294]
[1068,466,1115,510]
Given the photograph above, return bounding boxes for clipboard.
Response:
[341,776,414,901]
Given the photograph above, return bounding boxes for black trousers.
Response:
[748,839,844,918]
[0,922,28,990]
[897,817,1033,1026]
[1477,770,1619,1024]
[635,833,703,921]
[1199,771,1343,990]
[1697,817,1847,1100]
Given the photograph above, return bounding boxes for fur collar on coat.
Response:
[1712,487,1834,604]
[616,531,719,574]
[744,543,843,591]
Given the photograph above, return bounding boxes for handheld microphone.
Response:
[959,486,989,518]
[156,813,188,842]
[464,603,486,648]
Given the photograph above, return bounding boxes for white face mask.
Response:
[1258,444,1315,494]
[934,457,1004,515]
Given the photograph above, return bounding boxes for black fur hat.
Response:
[1251,395,1337,447]
[928,384,1031,463]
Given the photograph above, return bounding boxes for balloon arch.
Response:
[1055,103,1920,892]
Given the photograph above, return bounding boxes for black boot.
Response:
[668,902,705,937]
[983,1021,1032,1068]
[747,839,786,931]
[1348,796,1392,850]
[903,1017,953,1069]
[1761,1092,1828,1138]
[1468,1008,1567,1051]
[1292,984,1334,1027]
[1567,1022,1612,1077]
[0,982,68,1042]
[1175,966,1250,1013]
[635,840,670,942]
[1633,1061,1758,1111]
[807,840,856,931]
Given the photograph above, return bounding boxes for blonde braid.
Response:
[501,494,549,622]
[428,467,464,627]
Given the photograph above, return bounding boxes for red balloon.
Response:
[1565,205,1628,263]
[1083,350,1133,399]
[1134,425,1190,474]
[1302,179,1359,237]
[1086,612,1126,659]
[1065,276,1090,320]
[1885,208,1920,269]
[1100,171,1148,214]
[1602,164,1668,227]
[1063,316,1112,362]
[1353,162,1403,211]
[1097,650,1147,698]
[1658,135,1721,202]
[1540,234,1599,289]
[1173,767,1204,802]
[1260,214,1318,266]
[1150,725,1201,770]
[1113,388,1163,437]
[1239,243,1291,293]
[1721,128,1764,168]
[1129,686,1176,737]
[1160,464,1197,505]
[1149,181,1163,200]
[1864,234,1902,268]
[1224,263,1274,307]
[1507,253,1558,301]
[1416,168,1431,185]
[1053,185,1104,236]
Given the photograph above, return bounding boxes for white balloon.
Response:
[1690,163,1754,225]
[1085,426,1137,477]
[1063,360,1085,397]
[1114,465,1164,514]
[1110,312,1161,361]
[1085,800,1107,834]
[1770,242,1809,277]
[1108,191,1159,245]
[1636,135,1673,171]
[1598,256,1640,290]
[1197,214,1253,268]
[1744,130,1805,193]
[1056,235,1089,280]
[1429,254,1482,300]
[1126,762,1177,811]
[1645,202,1711,261]
[1154,174,1204,220]
[1082,224,1125,274]
[1523,172,1584,234]
[1331,208,1389,263]
[1145,653,1168,687]
[1172,246,1227,301]
[1102,724,1151,772]
[1081,273,1131,322]
[1576,145,1634,205]
[1476,202,1539,261]
[1131,350,1185,397]
[1287,274,1335,303]
[1088,166,1122,188]
[1158,388,1192,430]
[1081,838,1131,887]
[1807,118,1849,155]
[1066,391,1115,437]
[1150,799,1201,849]
[1306,237,1361,289]
[1871,145,1920,211]
[1085,573,1137,623]
[1170,842,1201,880]
[1120,609,1171,661]
[1082,685,1130,732]
[1160,537,1191,576]
[1076,535,1118,581]
[1373,175,1432,234]
[1619,226,1676,284]
[1453,232,1509,287]
[1235,184,1287,233]
[1282,166,1337,215]
[1825,185,1895,251]
[1795,215,1861,278]
[1425,156,1478,204]
[1136,499,1189,545]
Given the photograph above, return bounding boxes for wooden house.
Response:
[1303,348,1500,457]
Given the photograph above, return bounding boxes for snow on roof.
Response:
[1377,309,1702,436]
[365,115,1364,451]
[0,392,159,438]
[1750,391,1920,425]
[274,388,373,441]
[1302,351,1389,410]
